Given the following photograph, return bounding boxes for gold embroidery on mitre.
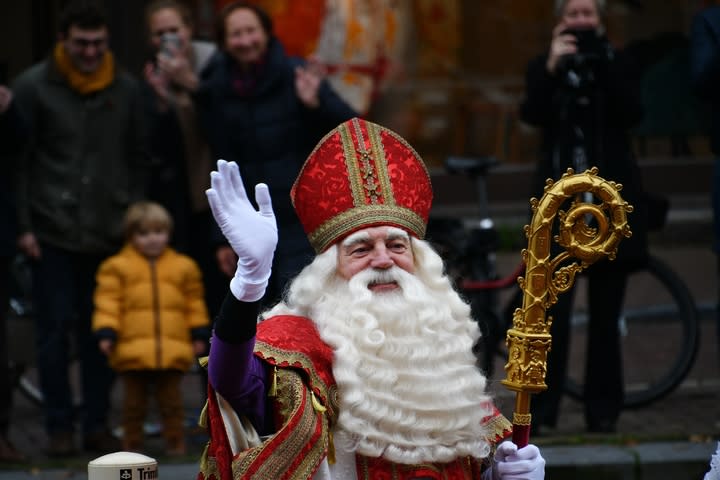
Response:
[339,122,366,206]
[366,121,396,206]
[350,118,382,204]
[309,204,426,253]
[343,118,382,206]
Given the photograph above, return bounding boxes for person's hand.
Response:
[0,86,13,114]
[143,61,171,110]
[546,21,578,74]
[17,232,41,260]
[215,245,237,278]
[491,441,545,480]
[206,160,277,301]
[98,338,115,357]
[294,57,325,109]
[703,441,720,480]
[156,46,198,92]
[192,339,207,357]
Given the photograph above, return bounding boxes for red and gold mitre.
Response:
[291,117,433,253]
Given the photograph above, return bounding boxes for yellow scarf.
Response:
[53,42,115,95]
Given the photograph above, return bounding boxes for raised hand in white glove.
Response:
[490,441,545,480]
[206,160,277,302]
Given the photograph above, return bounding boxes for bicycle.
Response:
[6,254,49,407]
[426,155,701,409]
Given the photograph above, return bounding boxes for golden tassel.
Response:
[269,366,278,397]
[198,400,209,428]
[310,390,327,413]
[198,355,209,368]
[199,443,210,472]
[327,429,336,464]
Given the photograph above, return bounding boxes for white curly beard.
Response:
[265,238,493,465]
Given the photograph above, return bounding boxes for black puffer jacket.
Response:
[196,38,357,287]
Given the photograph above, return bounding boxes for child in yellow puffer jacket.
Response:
[92,201,210,456]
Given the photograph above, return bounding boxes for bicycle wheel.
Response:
[564,254,700,408]
[8,311,83,409]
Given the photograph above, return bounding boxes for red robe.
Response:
[198,315,512,480]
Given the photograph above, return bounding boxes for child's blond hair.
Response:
[123,201,173,239]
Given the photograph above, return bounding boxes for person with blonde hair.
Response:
[92,201,210,456]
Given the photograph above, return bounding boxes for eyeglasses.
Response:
[70,37,107,49]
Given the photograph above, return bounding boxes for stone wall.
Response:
[368,0,711,168]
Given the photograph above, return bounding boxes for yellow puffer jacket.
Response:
[92,244,210,372]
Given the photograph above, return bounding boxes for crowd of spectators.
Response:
[0,0,718,468]
[1,0,355,461]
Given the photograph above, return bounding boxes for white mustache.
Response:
[360,268,402,288]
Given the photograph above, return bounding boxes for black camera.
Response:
[564,28,607,60]
[559,28,609,90]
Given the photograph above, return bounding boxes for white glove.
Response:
[206,159,278,302]
[490,441,545,480]
[704,442,720,480]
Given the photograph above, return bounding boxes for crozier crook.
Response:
[501,167,632,447]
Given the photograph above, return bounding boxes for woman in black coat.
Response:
[519,0,649,434]
[196,2,357,305]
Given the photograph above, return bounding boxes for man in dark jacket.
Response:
[196,2,357,306]
[11,0,147,456]
[519,0,648,434]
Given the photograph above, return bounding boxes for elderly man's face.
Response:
[336,226,415,291]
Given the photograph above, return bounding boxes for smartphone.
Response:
[159,32,181,58]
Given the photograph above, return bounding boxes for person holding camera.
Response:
[519,0,649,434]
